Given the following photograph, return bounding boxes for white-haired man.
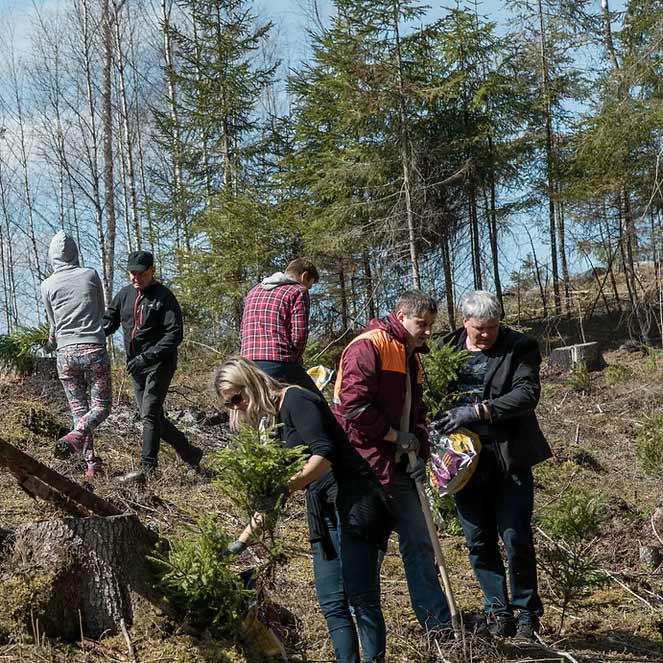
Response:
[435,290,552,641]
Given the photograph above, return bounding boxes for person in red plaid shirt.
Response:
[240,257,321,393]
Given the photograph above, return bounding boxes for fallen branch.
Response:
[120,617,137,663]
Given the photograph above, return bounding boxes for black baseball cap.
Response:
[127,250,154,273]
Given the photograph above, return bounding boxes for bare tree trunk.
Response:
[617,198,636,308]
[469,188,482,290]
[441,232,455,329]
[114,1,140,248]
[0,221,8,333]
[557,194,570,314]
[80,0,108,295]
[338,265,349,331]
[10,65,42,284]
[161,0,186,251]
[392,3,420,289]
[525,225,548,318]
[537,0,561,315]
[102,0,117,302]
[485,141,502,307]
[601,0,620,69]
[0,148,18,331]
[128,18,155,254]
[362,250,376,320]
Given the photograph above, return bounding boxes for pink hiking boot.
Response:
[54,431,85,459]
[84,455,104,478]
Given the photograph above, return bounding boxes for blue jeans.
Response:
[454,447,543,623]
[341,466,452,661]
[391,467,451,631]
[340,526,385,662]
[253,360,322,396]
[312,515,360,663]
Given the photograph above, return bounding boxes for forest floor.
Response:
[0,341,662,662]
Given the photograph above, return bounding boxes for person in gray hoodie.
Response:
[41,231,111,477]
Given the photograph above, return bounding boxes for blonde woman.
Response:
[215,357,393,663]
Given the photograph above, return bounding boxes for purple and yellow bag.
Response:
[428,425,481,495]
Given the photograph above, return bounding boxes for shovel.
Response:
[408,450,463,637]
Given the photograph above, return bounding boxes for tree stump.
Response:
[549,342,606,372]
[4,514,158,641]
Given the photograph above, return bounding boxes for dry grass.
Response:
[0,345,662,661]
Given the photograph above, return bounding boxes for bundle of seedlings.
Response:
[213,422,308,554]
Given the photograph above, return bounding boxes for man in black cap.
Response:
[104,251,203,482]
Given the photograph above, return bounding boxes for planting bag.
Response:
[428,425,481,495]
[307,365,334,391]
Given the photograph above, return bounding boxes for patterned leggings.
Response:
[56,344,112,457]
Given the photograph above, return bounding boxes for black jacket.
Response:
[103,282,183,365]
[442,326,552,471]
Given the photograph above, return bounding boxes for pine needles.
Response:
[212,423,308,539]
[0,325,50,374]
[150,514,250,635]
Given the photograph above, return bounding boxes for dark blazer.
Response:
[442,326,552,472]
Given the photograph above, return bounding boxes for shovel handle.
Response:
[408,451,462,633]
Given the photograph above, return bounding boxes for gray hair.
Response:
[460,290,502,321]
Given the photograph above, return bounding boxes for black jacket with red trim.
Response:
[103,282,183,366]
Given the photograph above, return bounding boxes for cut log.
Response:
[5,514,158,641]
[548,342,606,372]
[0,438,120,518]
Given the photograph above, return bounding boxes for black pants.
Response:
[253,359,322,396]
[132,360,193,469]
[454,447,543,622]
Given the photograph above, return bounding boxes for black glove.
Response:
[407,456,427,483]
[223,539,247,557]
[434,405,480,434]
[396,430,420,453]
[44,337,57,353]
[127,354,148,376]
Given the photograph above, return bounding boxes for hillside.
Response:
[0,340,662,662]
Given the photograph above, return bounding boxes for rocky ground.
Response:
[0,342,662,662]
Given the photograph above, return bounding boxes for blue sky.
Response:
[0,0,629,295]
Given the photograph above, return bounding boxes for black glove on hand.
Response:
[434,405,480,434]
[127,354,148,376]
[407,456,427,483]
[223,540,247,557]
[396,430,420,453]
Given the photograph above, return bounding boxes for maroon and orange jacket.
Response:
[332,312,430,492]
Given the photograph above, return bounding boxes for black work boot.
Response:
[487,613,516,638]
[183,446,204,472]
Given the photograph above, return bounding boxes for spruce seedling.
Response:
[422,341,471,413]
[633,412,663,477]
[213,423,308,544]
[537,483,607,634]
[150,514,251,635]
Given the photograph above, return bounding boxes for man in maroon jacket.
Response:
[332,291,452,656]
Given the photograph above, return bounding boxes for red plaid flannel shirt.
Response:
[240,282,310,363]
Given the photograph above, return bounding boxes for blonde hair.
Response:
[213,357,284,430]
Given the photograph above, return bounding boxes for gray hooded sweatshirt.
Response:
[260,271,299,290]
[40,231,106,349]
